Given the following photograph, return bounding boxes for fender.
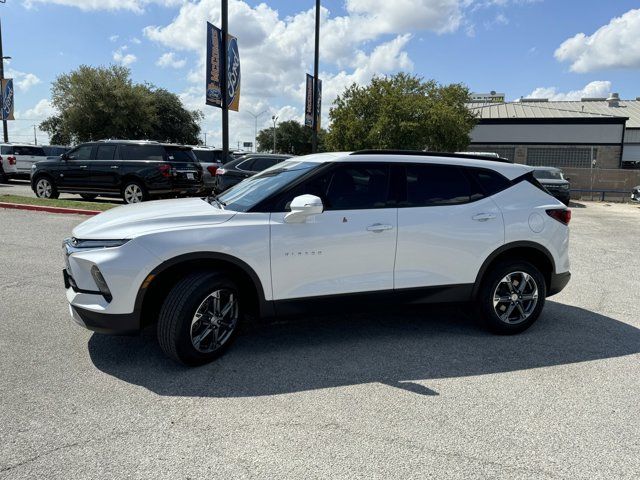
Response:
[472,241,556,299]
[133,251,275,318]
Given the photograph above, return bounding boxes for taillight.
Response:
[158,164,172,178]
[216,168,226,176]
[8,156,16,165]
[546,208,571,225]
[207,165,218,175]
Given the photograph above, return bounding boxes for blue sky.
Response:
[3,0,640,145]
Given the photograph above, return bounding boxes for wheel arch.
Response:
[472,241,556,299]
[135,252,273,328]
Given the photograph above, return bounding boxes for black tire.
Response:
[158,272,243,366]
[477,260,546,335]
[33,176,60,199]
[121,180,148,204]
[80,194,98,200]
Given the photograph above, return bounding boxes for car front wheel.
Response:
[34,177,59,199]
[477,260,546,334]
[157,272,242,366]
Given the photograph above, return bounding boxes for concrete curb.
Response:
[0,202,101,216]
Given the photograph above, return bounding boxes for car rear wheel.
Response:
[35,177,59,199]
[121,181,148,204]
[477,260,546,334]
[157,272,242,366]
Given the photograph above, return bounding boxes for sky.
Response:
[2,0,640,146]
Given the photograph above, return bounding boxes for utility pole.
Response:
[221,0,229,161]
[311,0,320,153]
[247,109,266,152]
[271,115,278,153]
[33,125,37,145]
[0,19,9,143]
[204,132,207,146]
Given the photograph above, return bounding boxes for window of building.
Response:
[526,147,596,168]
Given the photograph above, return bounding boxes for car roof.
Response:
[291,151,532,181]
[0,142,44,147]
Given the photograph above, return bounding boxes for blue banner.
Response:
[1,78,14,121]
[206,22,241,111]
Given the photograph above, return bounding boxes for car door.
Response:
[90,144,120,192]
[13,146,37,175]
[269,162,397,300]
[59,144,95,189]
[394,163,505,289]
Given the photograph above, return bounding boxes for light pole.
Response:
[32,125,37,145]
[0,18,11,143]
[271,115,278,153]
[312,0,320,153]
[247,109,266,152]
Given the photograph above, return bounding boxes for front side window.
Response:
[120,144,164,161]
[68,145,94,160]
[402,163,480,207]
[273,163,391,211]
[96,145,117,160]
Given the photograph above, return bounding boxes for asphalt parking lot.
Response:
[1,201,639,479]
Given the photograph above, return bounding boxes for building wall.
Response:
[563,167,640,192]
[470,123,624,144]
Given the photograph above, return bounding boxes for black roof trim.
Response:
[349,149,512,164]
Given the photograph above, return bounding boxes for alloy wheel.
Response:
[123,184,143,203]
[492,271,539,325]
[190,289,239,353]
[36,178,53,198]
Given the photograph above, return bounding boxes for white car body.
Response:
[0,143,48,177]
[62,152,570,337]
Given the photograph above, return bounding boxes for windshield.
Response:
[217,160,320,212]
[533,169,564,180]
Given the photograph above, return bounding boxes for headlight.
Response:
[70,238,130,249]
[560,184,570,190]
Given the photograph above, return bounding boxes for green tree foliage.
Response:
[40,65,202,145]
[326,73,476,152]
[256,119,326,154]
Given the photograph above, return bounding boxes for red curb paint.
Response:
[0,202,101,216]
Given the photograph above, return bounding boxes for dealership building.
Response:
[466,94,640,192]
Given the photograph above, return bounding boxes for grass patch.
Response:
[0,194,119,211]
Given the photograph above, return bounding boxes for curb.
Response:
[0,202,101,216]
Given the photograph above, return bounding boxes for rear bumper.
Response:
[548,271,571,296]
[70,304,139,335]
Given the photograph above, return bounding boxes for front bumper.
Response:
[548,271,571,296]
[70,304,139,335]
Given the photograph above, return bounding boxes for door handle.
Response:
[366,223,393,232]
[472,213,497,222]
[79,165,88,169]
[110,165,119,169]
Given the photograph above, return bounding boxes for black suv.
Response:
[31,141,203,204]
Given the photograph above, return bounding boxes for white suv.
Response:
[63,151,571,365]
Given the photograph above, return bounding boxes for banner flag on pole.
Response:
[206,22,241,111]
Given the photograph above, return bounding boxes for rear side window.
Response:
[14,146,46,156]
[1,146,12,155]
[96,145,117,160]
[236,159,255,171]
[120,144,164,161]
[402,164,480,207]
[165,147,196,162]
[251,157,281,171]
[467,168,511,196]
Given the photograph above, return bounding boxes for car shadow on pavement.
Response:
[88,301,640,397]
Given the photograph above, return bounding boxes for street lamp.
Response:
[247,109,266,152]
[271,115,278,153]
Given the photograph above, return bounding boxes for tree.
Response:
[40,65,202,145]
[256,120,326,154]
[326,73,476,152]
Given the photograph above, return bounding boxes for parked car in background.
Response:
[214,153,293,192]
[631,185,640,202]
[0,146,18,182]
[62,151,571,365]
[532,167,571,205]
[42,145,70,158]
[31,140,203,204]
[191,146,228,194]
[0,143,48,178]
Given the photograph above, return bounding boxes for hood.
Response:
[72,197,236,239]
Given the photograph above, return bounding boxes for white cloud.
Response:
[525,80,612,101]
[109,34,119,42]
[23,98,57,119]
[5,68,42,92]
[131,37,142,45]
[113,46,137,66]
[23,0,184,13]
[555,8,640,73]
[156,52,187,69]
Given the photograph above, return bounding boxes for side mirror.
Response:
[60,153,69,160]
[284,194,324,223]
[565,177,571,182]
